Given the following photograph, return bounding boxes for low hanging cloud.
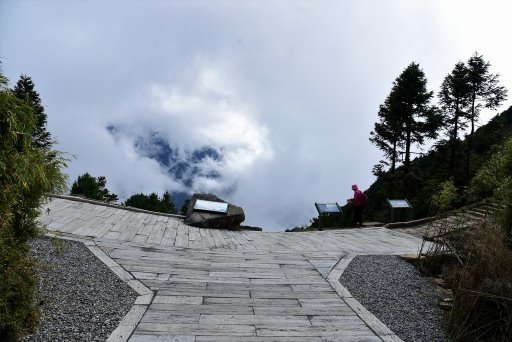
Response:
[106,65,273,198]
[3,0,511,231]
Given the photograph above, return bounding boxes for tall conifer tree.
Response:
[371,62,441,174]
[124,191,176,214]
[71,173,118,203]
[438,62,471,178]
[370,93,404,173]
[464,53,508,181]
[13,75,52,150]
[392,63,441,172]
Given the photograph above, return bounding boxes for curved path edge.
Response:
[47,231,403,342]
[326,254,404,342]
[46,232,153,342]
[39,197,425,341]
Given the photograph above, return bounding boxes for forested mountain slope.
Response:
[364,105,512,222]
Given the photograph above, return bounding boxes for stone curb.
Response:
[45,232,154,342]
[326,254,404,342]
[50,194,186,219]
[385,216,434,229]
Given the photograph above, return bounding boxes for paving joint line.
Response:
[325,253,404,342]
[50,194,186,219]
[41,197,427,341]
[45,232,154,342]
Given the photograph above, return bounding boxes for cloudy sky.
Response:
[1,0,511,231]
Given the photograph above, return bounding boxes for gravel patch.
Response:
[24,237,137,342]
[339,255,450,342]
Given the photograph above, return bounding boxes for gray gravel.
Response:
[24,237,137,342]
[339,255,450,342]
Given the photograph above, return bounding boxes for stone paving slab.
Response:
[41,197,424,254]
[98,241,383,341]
[39,197,420,341]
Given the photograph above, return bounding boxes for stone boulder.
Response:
[185,193,245,230]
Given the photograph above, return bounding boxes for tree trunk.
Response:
[391,141,397,173]
[449,102,460,178]
[405,113,412,173]
[466,93,476,183]
[404,107,413,199]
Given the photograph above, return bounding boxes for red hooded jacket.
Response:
[353,189,366,206]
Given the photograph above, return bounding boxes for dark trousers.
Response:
[353,205,363,227]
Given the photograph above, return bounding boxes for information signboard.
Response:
[315,203,342,214]
[193,199,228,214]
[387,198,413,222]
[387,199,412,209]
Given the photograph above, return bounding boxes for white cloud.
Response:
[1,0,511,230]
[103,63,273,198]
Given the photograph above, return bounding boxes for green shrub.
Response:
[420,137,512,341]
[431,179,458,212]
[471,137,512,235]
[0,240,39,340]
[0,68,67,340]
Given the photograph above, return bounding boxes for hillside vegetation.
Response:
[365,105,512,223]
[0,69,67,340]
[289,54,509,231]
[417,135,512,341]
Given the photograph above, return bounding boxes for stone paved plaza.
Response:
[39,196,425,341]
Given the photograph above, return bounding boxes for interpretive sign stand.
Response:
[193,199,228,215]
[315,203,343,215]
[315,203,343,228]
[386,199,413,223]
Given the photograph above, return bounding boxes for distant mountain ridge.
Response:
[106,125,227,208]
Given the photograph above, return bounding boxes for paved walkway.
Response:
[40,197,425,341]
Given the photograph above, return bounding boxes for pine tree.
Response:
[160,191,177,214]
[96,176,119,203]
[370,92,405,173]
[124,193,150,210]
[148,193,160,210]
[180,199,191,215]
[13,75,52,150]
[465,53,508,181]
[438,62,471,178]
[371,62,441,173]
[124,191,176,214]
[70,173,118,203]
[394,63,442,172]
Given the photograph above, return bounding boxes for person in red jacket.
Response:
[349,184,367,227]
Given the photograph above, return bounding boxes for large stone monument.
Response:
[185,193,245,230]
